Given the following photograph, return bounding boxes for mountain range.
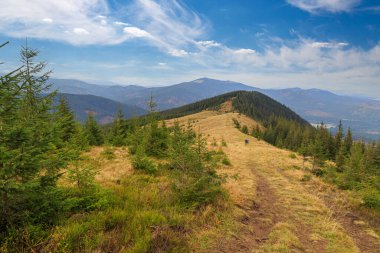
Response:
[54,93,147,124]
[50,78,380,140]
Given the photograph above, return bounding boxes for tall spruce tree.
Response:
[344,128,353,153]
[56,95,76,143]
[335,120,344,158]
[0,44,67,233]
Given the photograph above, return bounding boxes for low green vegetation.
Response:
[0,44,229,252]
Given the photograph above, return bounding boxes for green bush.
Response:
[232,118,240,129]
[241,125,249,134]
[361,188,380,209]
[132,155,157,174]
[174,173,225,209]
[222,157,232,166]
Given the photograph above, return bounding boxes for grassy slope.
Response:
[167,110,380,253]
[49,144,230,252]
[160,90,310,126]
[50,109,379,252]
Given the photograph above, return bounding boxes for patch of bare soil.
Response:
[248,173,279,246]
[211,171,279,253]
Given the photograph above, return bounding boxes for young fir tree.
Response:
[334,120,344,158]
[109,105,126,146]
[335,143,346,172]
[344,143,364,188]
[85,112,104,146]
[56,95,76,143]
[344,128,353,154]
[0,44,67,234]
[69,122,89,151]
[309,128,326,169]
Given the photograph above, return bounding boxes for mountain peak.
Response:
[191,77,222,83]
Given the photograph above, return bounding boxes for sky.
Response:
[0,0,380,97]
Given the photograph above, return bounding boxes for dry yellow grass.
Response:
[166,110,379,253]
[65,110,379,252]
[83,146,133,186]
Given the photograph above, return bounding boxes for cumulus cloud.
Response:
[287,0,362,13]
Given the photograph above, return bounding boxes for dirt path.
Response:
[168,111,380,253]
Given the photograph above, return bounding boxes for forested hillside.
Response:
[160,91,380,210]
[161,90,309,126]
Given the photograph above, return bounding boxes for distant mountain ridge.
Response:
[54,93,147,124]
[50,78,380,140]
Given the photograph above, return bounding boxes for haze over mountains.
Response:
[51,78,380,140]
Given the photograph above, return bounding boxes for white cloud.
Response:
[0,0,155,45]
[123,27,151,38]
[113,21,130,26]
[0,0,210,56]
[197,40,221,48]
[127,0,208,56]
[169,49,189,57]
[311,42,349,48]
[287,0,362,13]
[234,49,256,54]
[73,27,89,35]
[42,18,53,23]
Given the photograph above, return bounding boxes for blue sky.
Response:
[0,0,380,97]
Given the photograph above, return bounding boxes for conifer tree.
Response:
[0,44,66,232]
[109,105,126,146]
[335,143,346,172]
[69,122,90,151]
[85,112,104,146]
[56,95,76,142]
[374,140,380,168]
[335,120,344,157]
[344,128,353,153]
[344,143,364,186]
